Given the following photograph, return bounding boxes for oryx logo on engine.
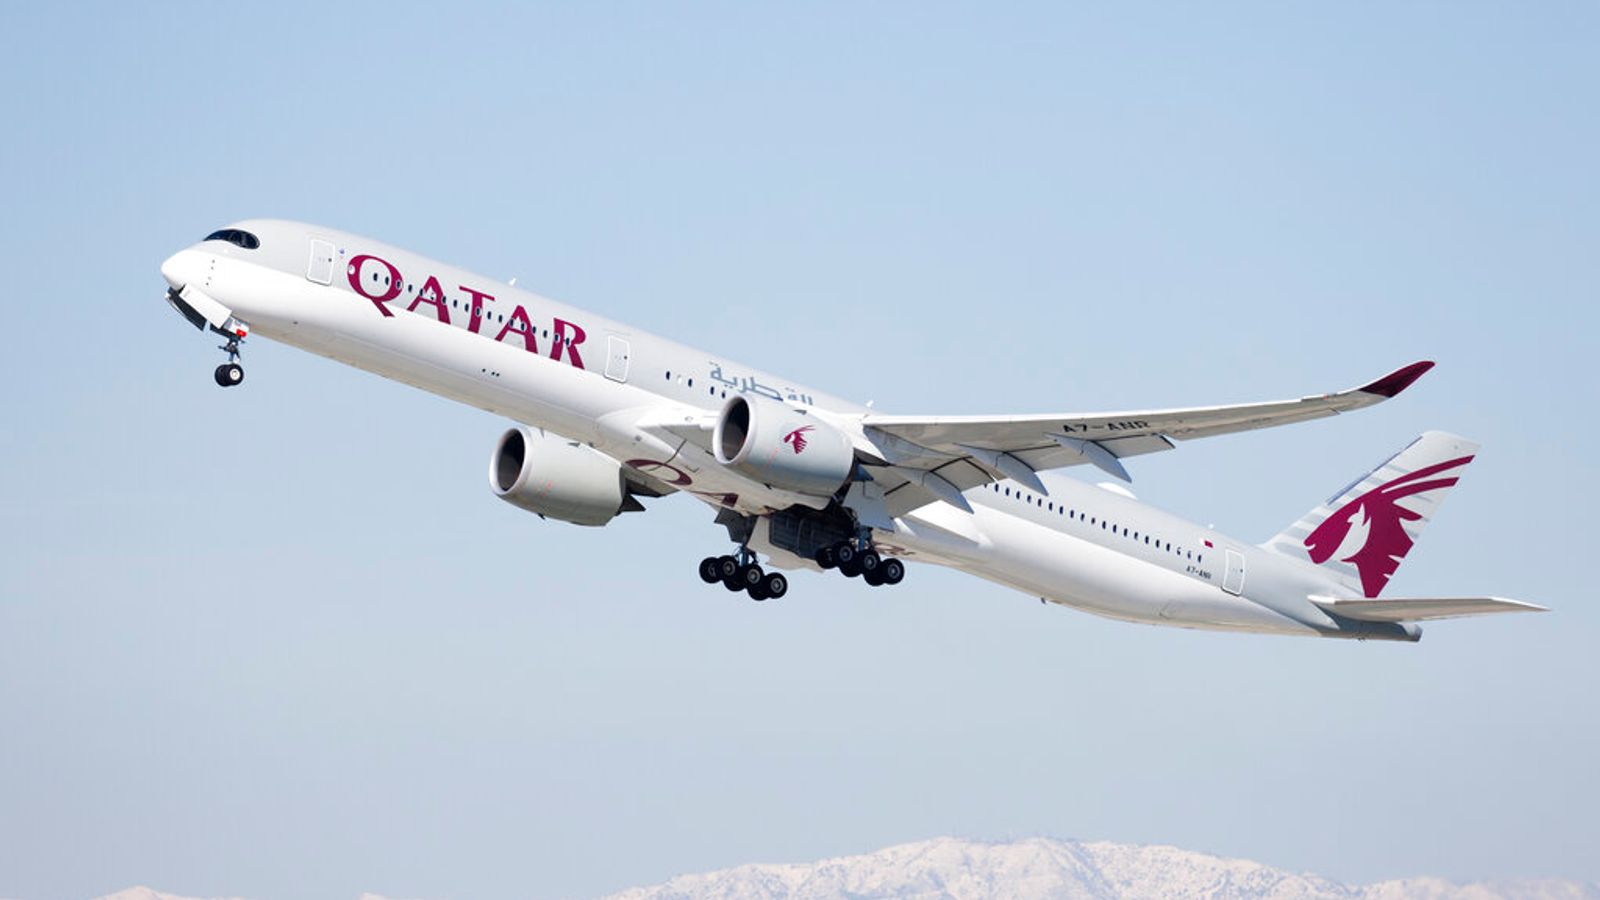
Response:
[782,426,814,454]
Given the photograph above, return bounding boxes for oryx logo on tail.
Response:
[782,426,814,454]
[1304,455,1473,597]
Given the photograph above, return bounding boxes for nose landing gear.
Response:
[213,334,245,388]
[165,286,249,388]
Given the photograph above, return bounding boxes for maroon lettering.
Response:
[460,285,493,334]
[494,304,539,353]
[551,317,587,369]
[407,274,451,324]
[347,254,402,317]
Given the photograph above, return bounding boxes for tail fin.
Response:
[1262,431,1479,597]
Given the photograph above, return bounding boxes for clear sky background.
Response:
[1,4,1595,899]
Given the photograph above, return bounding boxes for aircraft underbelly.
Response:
[896,504,1316,636]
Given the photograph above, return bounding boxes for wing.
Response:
[861,361,1434,516]
[1310,595,1548,623]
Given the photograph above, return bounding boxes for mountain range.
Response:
[80,836,1599,900]
[598,837,1598,900]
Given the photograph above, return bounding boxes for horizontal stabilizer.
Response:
[1310,595,1548,623]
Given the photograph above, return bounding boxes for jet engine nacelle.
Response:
[489,426,635,527]
[713,395,855,498]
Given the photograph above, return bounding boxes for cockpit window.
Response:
[203,228,260,250]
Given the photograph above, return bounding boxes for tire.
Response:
[698,557,722,584]
[839,558,862,578]
[764,573,788,599]
[740,564,764,588]
[880,558,906,585]
[858,550,881,574]
[214,363,243,387]
[747,582,770,601]
[815,546,837,570]
[863,567,886,587]
[719,556,745,591]
[835,542,857,566]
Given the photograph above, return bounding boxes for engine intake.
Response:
[713,396,854,498]
[490,426,637,527]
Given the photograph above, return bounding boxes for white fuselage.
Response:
[159,219,1399,641]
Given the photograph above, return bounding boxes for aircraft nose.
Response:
[161,249,204,291]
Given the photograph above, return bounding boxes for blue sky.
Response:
[1,3,1595,898]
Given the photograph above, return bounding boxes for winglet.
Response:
[1360,360,1435,398]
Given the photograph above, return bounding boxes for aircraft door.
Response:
[1222,548,1246,595]
[307,239,336,285]
[604,335,631,383]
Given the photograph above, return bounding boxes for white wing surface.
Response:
[860,361,1436,516]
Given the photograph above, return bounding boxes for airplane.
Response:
[158,220,1545,642]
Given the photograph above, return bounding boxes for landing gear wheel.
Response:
[858,550,881,576]
[214,363,243,387]
[739,564,765,589]
[698,557,722,584]
[815,545,838,570]
[718,555,745,592]
[863,567,886,587]
[747,582,770,601]
[763,572,788,599]
[834,541,858,567]
[880,558,906,585]
[839,558,862,578]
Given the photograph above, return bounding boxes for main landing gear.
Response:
[213,333,245,388]
[815,536,905,587]
[698,548,789,602]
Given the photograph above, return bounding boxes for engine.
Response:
[712,396,855,498]
[489,426,637,527]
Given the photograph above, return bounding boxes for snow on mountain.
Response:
[599,836,1600,900]
[67,840,1600,900]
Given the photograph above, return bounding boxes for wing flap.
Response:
[1310,595,1548,623]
